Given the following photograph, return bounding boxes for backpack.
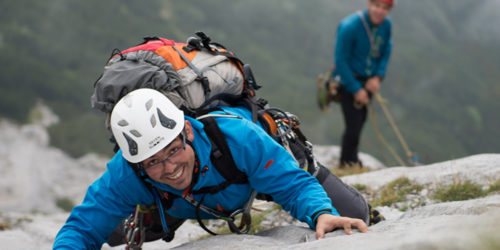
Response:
[91,31,316,171]
[91,31,260,115]
[91,32,321,243]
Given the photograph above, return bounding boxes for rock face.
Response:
[0,119,108,213]
[171,195,500,250]
[0,113,499,250]
[171,154,500,250]
[341,154,500,189]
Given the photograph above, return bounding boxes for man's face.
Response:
[141,121,195,190]
[367,0,392,26]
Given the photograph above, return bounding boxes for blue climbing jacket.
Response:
[334,9,392,94]
[53,106,338,249]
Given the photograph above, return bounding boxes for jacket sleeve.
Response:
[375,20,392,78]
[334,21,364,94]
[218,117,339,229]
[53,154,154,249]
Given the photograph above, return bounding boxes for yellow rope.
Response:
[355,92,416,166]
[374,93,414,161]
[367,104,406,166]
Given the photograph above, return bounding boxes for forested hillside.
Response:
[1,0,498,164]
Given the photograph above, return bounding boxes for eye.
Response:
[144,159,160,168]
[169,146,181,156]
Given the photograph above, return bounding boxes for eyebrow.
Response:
[161,136,183,153]
[144,132,184,162]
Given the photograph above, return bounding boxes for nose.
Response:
[161,160,178,173]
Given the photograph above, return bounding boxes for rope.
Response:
[363,93,417,166]
[367,104,406,166]
[374,93,414,161]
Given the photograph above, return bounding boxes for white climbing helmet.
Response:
[110,88,185,163]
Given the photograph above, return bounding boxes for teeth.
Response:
[167,166,184,180]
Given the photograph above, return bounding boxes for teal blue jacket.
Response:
[334,9,392,94]
[53,106,338,249]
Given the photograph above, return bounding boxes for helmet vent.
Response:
[129,129,142,137]
[118,120,129,127]
[122,132,138,156]
[150,115,157,128]
[145,99,153,111]
[157,108,176,129]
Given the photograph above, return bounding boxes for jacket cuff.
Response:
[312,208,334,225]
[374,74,385,81]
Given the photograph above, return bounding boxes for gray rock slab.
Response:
[172,195,500,250]
[341,154,500,189]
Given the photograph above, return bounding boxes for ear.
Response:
[184,120,194,141]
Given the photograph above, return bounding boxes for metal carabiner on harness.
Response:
[226,190,257,234]
[185,190,257,235]
[124,205,146,250]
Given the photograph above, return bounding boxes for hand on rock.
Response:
[315,214,368,239]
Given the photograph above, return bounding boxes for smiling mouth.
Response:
[164,165,185,180]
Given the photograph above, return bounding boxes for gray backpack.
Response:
[91,32,259,115]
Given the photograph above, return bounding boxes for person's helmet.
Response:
[374,0,394,6]
[110,88,184,163]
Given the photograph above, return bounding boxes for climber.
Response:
[53,88,370,249]
[320,0,394,167]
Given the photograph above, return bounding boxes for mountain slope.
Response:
[0,0,498,163]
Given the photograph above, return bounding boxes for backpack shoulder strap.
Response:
[198,115,248,186]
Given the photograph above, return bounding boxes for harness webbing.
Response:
[357,11,376,52]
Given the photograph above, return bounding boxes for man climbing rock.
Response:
[53,89,371,249]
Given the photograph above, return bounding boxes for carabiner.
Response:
[124,206,146,250]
